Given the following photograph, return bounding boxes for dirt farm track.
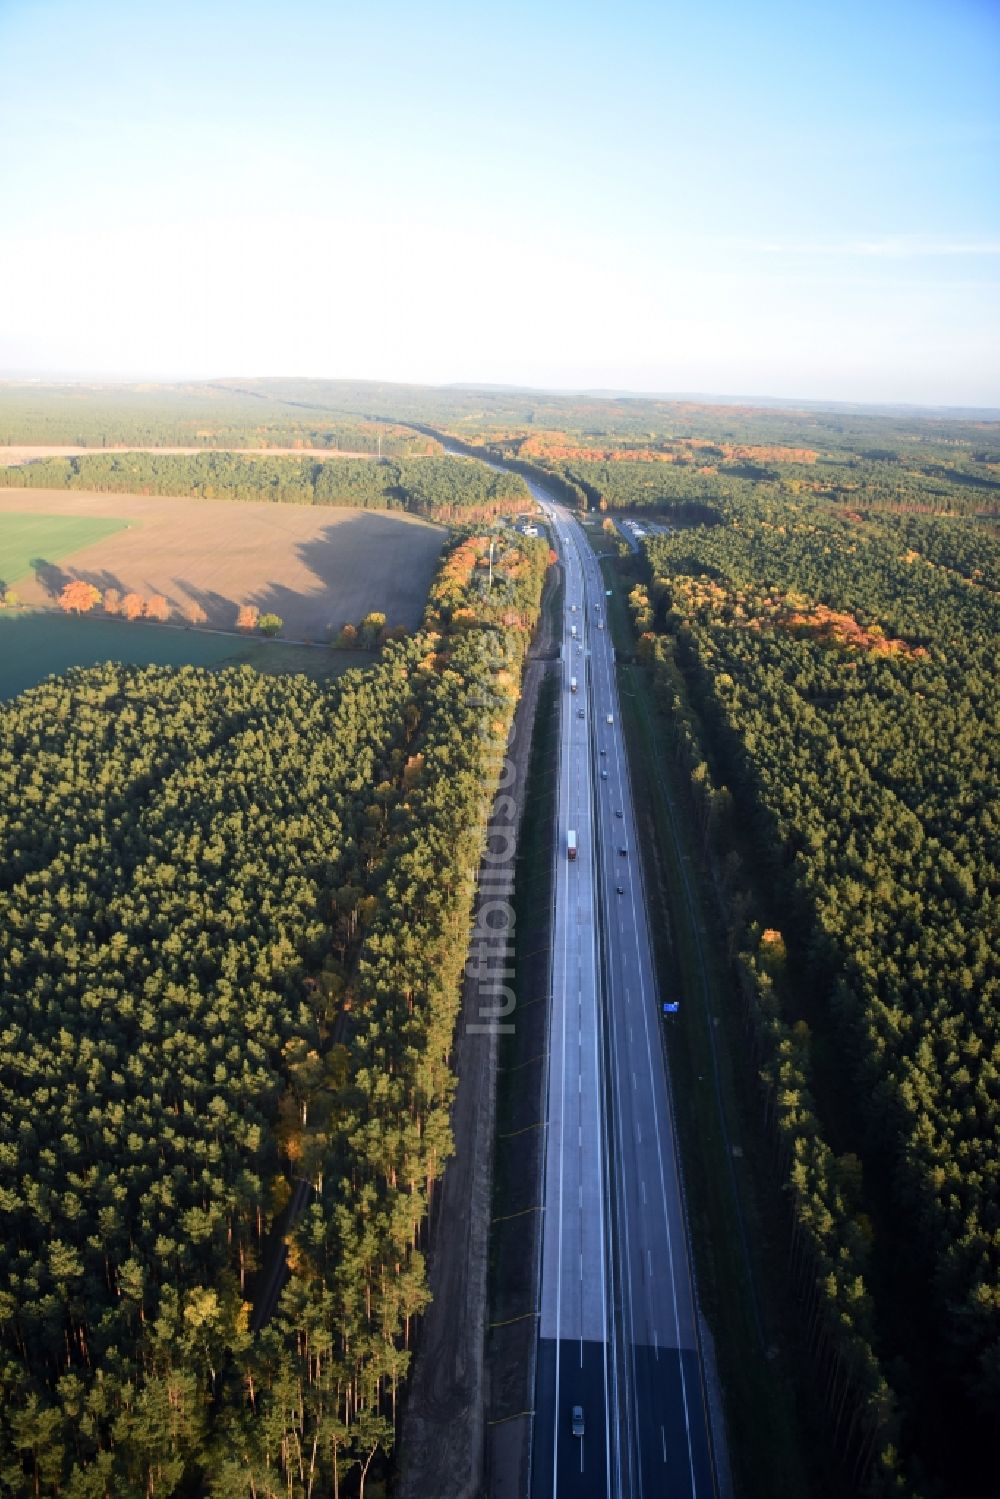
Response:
[0,490,445,639]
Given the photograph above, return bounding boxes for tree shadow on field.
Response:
[59,566,132,599]
[171,581,240,631]
[56,564,187,621]
[236,512,444,643]
[41,561,234,629]
[31,558,70,599]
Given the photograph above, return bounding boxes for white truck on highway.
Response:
[570,676,578,693]
[567,829,577,861]
[571,625,578,639]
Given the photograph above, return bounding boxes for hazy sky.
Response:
[2,0,998,405]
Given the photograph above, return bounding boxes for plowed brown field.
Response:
[0,490,444,640]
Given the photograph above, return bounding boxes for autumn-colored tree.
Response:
[103,588,121,616]
[337,622,358,648]
[58,580,102,614]
[236,604,259,631]
[145,595,170,622]
[121,593,145,621]
[185,601,208,626]
[360,611,387,648]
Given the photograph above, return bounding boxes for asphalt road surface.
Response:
[529,491,718,1499]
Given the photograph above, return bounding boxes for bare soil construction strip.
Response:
[397,660,546,1499]
[398,571,561,1499]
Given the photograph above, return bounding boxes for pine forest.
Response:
[0,525,549,1496]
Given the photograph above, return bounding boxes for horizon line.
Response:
[0,370,998,420]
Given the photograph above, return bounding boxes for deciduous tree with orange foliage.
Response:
[121,593,145,621]
[59,580,102,614]
[236,604,259,631]
[145,595,170,622]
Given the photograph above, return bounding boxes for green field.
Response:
[0,611,375,700]
[0,511,130,589]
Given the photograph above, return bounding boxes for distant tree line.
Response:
[5,381,995,517]
[203,378,998,458]
[502,451,999,520]
[0,452,530,524]
[0,388,434,457]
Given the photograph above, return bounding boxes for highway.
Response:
[529,486,718,1499]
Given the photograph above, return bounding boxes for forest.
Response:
[0,452,529,525]
[3,378,996,521]
[0,527,549,1496]
[211,378,999,504]
[0,386,434,457]
[553,452,1000,519]
[630,493,998,1493]
[3,377,997,1493]
[473,437,1000,521]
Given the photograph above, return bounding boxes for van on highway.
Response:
[571,1405,585,1438]
[606,714,614,725]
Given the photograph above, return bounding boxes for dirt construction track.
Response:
[0,490,444,639]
